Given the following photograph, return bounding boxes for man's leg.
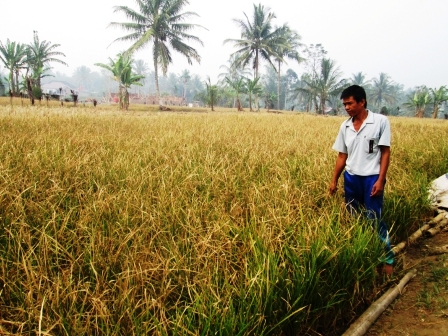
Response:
[364,175,394,266]
[343,171,363,214]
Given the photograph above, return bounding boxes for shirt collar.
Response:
[344,110,374,128]
[365,109,374,124]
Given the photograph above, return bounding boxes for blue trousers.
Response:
[344,171,394,265]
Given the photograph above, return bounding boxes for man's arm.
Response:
[371,146,390,197]
[329,152,348,195]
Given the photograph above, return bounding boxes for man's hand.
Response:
[370,179,385,197]
[329,153,347,196]
[329,181,338,195]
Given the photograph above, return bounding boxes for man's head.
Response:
[340,85,367,108]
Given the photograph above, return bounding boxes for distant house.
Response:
[41,81,76,96]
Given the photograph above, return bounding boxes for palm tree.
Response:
[301,58,346,114]
[225,76,246,111]
[110,0,204,104]
[273,26,303,109]
[26,31,67,90]
[351,72,370,87]
[132,59,149,96]
[290,73,314,112]
[95,53,144,110]
[429,86,448,119]
[369,73,396,108]
[189,74,204,102]
[0,39,28,95]
[218,54,251,84]
[205,77,219,111]
[179,69,191,104]
[224,3,287,79]
[245,77,263,111]
[263,91,276,111]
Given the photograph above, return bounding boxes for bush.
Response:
[32,86,42,100]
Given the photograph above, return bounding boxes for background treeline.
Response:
[0,1,447,118]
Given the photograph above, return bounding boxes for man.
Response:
[329,85,394,275]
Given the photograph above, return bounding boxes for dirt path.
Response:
[365,229,448,336]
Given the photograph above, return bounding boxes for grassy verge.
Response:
[0,102,447,334]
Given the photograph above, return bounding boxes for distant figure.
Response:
[329,85,394,275]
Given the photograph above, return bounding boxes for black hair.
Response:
[340,85,367,108]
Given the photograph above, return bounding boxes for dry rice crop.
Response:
[0,102,447,335]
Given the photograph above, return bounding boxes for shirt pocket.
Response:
[364,137,379,154]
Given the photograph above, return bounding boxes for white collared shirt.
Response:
[332,110,391,176]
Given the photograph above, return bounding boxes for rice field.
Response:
[0,100,447,335]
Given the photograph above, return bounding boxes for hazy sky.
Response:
[1,0,447,89]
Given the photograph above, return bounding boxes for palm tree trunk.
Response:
[9,71,15,95]
[26,77,34,106]
[153,44,161,105]
[254,51,259,111]
[432,104,439,119]
[125,89,129,111]
[255,50,259,79]
[416,107,423,118]
[277,60,281,110]
[15,70,20,95]
[320,95,326,115]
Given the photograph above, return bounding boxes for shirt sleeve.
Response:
[378,117,391,147]
[332,123,347,153]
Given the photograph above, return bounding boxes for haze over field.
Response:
[1,0,447,89]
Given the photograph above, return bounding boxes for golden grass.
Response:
[0,100,447,334]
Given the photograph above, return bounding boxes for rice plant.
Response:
[0,101,447,335]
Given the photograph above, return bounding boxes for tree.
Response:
[132,59,149,96]
[73,66,93,92]
[219,55,251,108]
[225,76,246,111]
[369,73,396,108]
[245,77,263,111]
[167,73,182,97]
[185,74,204,103]
[351,72,370,87]
[224,3,287,79]
[300,58,346,114]
[179,69,191,104]
[273,26,303,109]
[263,91,276,111]
[218,54,251,84]
[294,44,328,112]
[303,44,327,75]
[95,53,144,110]
[0,39,27,95]
[26,31,67,90]
[405,86,431,118]
[205,77,219,111]
[429,86,448,119]
[291,73,318,112]
[110,0,205,104]
[284,68,298,110]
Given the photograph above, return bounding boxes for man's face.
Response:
[342,96,365,117]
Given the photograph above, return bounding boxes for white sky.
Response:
[1,0,447,89]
